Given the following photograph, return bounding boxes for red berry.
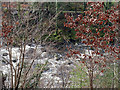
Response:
[101,70,104,73]
[82,61,85,63]
[94,61,98,64]
[103,64,106,67]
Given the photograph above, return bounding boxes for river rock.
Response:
[3,53,8,56]
[41,52,49,58]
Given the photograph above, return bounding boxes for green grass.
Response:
[94,63,118,88]
[70,63,118,88]
[70,63,89,88]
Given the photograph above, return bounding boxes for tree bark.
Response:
[118,2,120,89]
[89,72,93,90]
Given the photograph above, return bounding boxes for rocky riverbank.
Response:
[0,44,77,88]
[0,44,105,88]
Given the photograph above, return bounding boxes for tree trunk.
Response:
[89,67,93,90]
[118,2,120,89]
[89,75,93,90]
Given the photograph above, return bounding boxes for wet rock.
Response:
[26,48,35,55]
[41,52,49,58]
[54,53,62,61]
[12,59,17,63]
[56,57,62,61]
[28,43,35,47]
[2,60,8,65]
[41,47,46,52]
[67,61,73,65]
[3,53,8,56]
[34,58,48,65]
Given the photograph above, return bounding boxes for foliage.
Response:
[64,2,119,89]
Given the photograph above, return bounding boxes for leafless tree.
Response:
[1,2,63,88]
